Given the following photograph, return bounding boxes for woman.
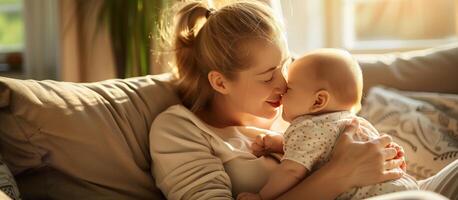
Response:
[150,1,456,199]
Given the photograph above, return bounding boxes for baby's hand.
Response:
[251,133,284,157]
[237,192,262,200]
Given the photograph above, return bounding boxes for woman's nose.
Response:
[274,73,287,94]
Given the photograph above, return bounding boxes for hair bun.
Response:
[205,8,216,19]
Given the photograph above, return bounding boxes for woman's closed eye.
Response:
[264,74,274,83]
[263,67,282,83]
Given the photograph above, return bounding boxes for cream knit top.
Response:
[149,105,283,200]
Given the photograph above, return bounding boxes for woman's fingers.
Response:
[371,134,393,149]
[332,120,358,160]
[390,142,405,158]
[401,160,407,172]
[329,120,408,188]
[384,159,404,170]
[343,119,360,136]
[379,169,403,182]
[338,119,360,144]
[387,142,407,171]
[382,147,398,160]
[398,146,405,158]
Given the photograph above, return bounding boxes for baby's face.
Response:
[281,60,317,122]
[281,49,363,122]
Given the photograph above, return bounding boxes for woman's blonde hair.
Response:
[163,0,285,112]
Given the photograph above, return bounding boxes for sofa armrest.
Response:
[358,43,458,94]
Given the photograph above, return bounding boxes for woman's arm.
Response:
[259,160,308,200]
[277,120,403,200]
[150,112,233,200]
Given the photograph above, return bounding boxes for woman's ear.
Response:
[310,90,330,113]
[208,70,231,94]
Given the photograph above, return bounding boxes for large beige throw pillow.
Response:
[0,74,179,199]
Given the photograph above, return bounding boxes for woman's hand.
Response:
[328,119,404,190]
[387,142,407,171]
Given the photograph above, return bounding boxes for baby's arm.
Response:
[259,160,309,200]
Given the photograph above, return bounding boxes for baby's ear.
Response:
[310,90,330,113]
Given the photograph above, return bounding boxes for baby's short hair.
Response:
[301,49,363,107]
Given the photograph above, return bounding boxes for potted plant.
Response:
[79,0,172,78]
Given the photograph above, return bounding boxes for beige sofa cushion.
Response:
[0,74,179,199]
[358,43,458,94]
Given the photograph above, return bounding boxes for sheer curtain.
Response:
[59,0,115,82]
[278,1,325,56]
[355,0,457,40]
[277,0,458,54]
[23,0,59,80]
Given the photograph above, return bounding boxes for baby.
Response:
[238,49,418,200]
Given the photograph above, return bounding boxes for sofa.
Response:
[0,44,457,199]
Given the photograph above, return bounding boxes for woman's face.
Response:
[225,40,288,119]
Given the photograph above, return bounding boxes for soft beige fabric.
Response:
[419,159,458,199]
[0,74,180,199]
[366,191,448,200]
[367,160,458,200]
[150,105,281,200]
[358,43,458,94]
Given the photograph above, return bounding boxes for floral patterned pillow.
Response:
[359,87,458,180]
[0,155,20,200]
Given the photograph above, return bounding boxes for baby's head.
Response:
[282,49,363,122]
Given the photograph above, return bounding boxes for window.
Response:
[280,0,458,54]
[0,0,24,72]
[340,0,458,50]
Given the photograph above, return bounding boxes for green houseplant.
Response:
[82,0,173,78]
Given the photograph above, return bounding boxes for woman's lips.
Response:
[267,99,281,108]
